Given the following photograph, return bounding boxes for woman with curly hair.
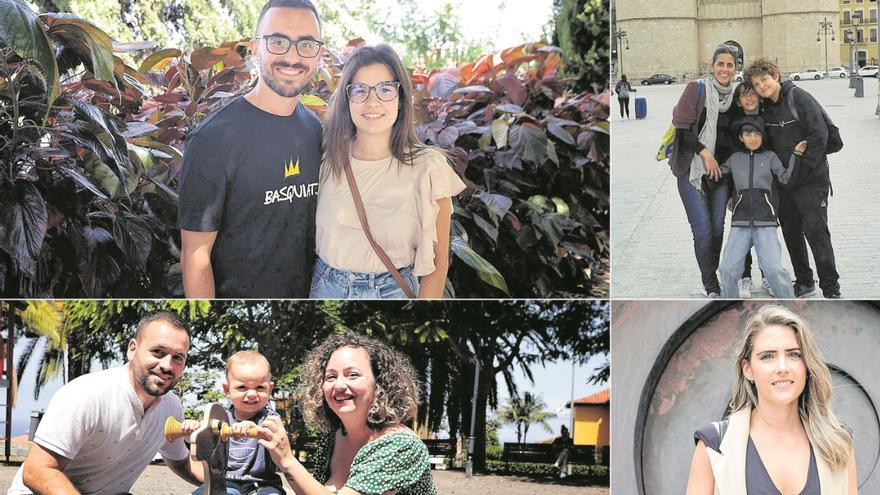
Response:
[685,305,856,494]
[258,331,435,495]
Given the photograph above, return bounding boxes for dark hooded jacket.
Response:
[759,80,829,188]
[721,116,799,227]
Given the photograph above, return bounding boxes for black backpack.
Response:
[786,88,843,154]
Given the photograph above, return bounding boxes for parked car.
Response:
[824,67,848,78]
[857,65,879,77]
[640,74,676,85]
[791,68,822,80]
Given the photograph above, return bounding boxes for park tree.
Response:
[9,300,66,400]
[553,0,608,92]
[497,391,556,444]
[340,300,609,472]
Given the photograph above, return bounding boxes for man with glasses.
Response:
[179,0,324,297]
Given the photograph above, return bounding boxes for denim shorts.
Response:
[309,256,419,299]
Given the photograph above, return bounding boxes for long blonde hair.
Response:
[729,305,853,471]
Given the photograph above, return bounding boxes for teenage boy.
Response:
[718,116,804,299]
[747,57,841,298]
[8,313,202,494]
[179,0,324,298]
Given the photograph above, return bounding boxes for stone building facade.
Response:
[614,0,842,80]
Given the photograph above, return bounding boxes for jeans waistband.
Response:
[314,256,414,282]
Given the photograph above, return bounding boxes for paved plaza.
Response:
[0,464,607,495]
[611,77,880,298]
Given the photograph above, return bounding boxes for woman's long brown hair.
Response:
[323,44,428,180]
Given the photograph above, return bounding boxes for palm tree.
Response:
[14,300,67,400]
[498,391,557,444]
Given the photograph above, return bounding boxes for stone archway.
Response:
[612,301,880,495]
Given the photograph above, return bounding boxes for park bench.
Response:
[502,442,599,465]
[422,438,455,469]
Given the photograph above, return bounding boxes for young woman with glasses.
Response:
[310,44,465,299]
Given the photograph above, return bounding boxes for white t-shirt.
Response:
[7,365,189,495]
[315,147,466,275]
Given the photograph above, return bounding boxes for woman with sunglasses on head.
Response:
[668,43,740,298]
[685,305,857,495]
[310,44,466,299]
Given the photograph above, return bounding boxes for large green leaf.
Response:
[41,13,116,87]
[508,124,547,164]
[138,48,182,75]
[0,181,48,276]
[450,233,509,294]
[0,0,59,117]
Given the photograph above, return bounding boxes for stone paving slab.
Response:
[611,77,880,298]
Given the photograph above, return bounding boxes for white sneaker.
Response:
[738,277,752,298]
[762,277,776,297]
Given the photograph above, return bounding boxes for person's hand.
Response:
[179,419,201,435]
[257,416,295,468]
[701,151,722,181]
[794,140,808,155]
[231,420,258,437]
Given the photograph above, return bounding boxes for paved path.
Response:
[0,464,608,495]
[611,77,880,298]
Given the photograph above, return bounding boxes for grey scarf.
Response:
[689,76,738,191]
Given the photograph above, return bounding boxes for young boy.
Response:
[182,350,283,495]
[718,115,805,299]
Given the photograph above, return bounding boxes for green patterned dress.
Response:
[311,430,437,495]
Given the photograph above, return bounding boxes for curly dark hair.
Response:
[298,331,419,432]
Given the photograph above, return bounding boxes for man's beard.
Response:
[261,60,311,98]
[135,365,178,398]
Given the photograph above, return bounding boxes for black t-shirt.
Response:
[178,97,322,297]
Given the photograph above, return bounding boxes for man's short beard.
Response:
[137,369,176,397]
[260,61,311,98]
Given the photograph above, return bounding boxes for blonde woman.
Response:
[685,305,857,494]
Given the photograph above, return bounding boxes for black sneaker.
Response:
[793,282,817,298]
[823,288,841,299]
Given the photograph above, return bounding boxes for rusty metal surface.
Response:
[612,301,880,495]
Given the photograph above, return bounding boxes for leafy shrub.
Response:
[485,459,609,482]
[0,1,609,297]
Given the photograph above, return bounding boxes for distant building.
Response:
[839,0,879,68]
[566,388,609,449]
[614,0,844,80]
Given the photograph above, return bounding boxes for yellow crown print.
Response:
[284,158,300,178]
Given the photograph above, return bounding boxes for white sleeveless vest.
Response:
[706,408,850,495]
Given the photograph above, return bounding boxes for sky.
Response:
[10,337,607,445]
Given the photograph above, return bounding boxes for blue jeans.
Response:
[677,174,729,294]
[309,256,419,299]
[191,480,283,495]
[719,227,795,298]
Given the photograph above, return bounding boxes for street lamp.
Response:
[849,11,863,88]
[614,29,629,78]
[817,17,835,78]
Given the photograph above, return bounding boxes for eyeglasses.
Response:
[255,35,324,58]
[345,81,401,103]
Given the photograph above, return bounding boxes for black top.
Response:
[695,421,820,495]
[760,80,830,188]
[178,97,322,297]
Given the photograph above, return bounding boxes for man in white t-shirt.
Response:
[8,312,204,495]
